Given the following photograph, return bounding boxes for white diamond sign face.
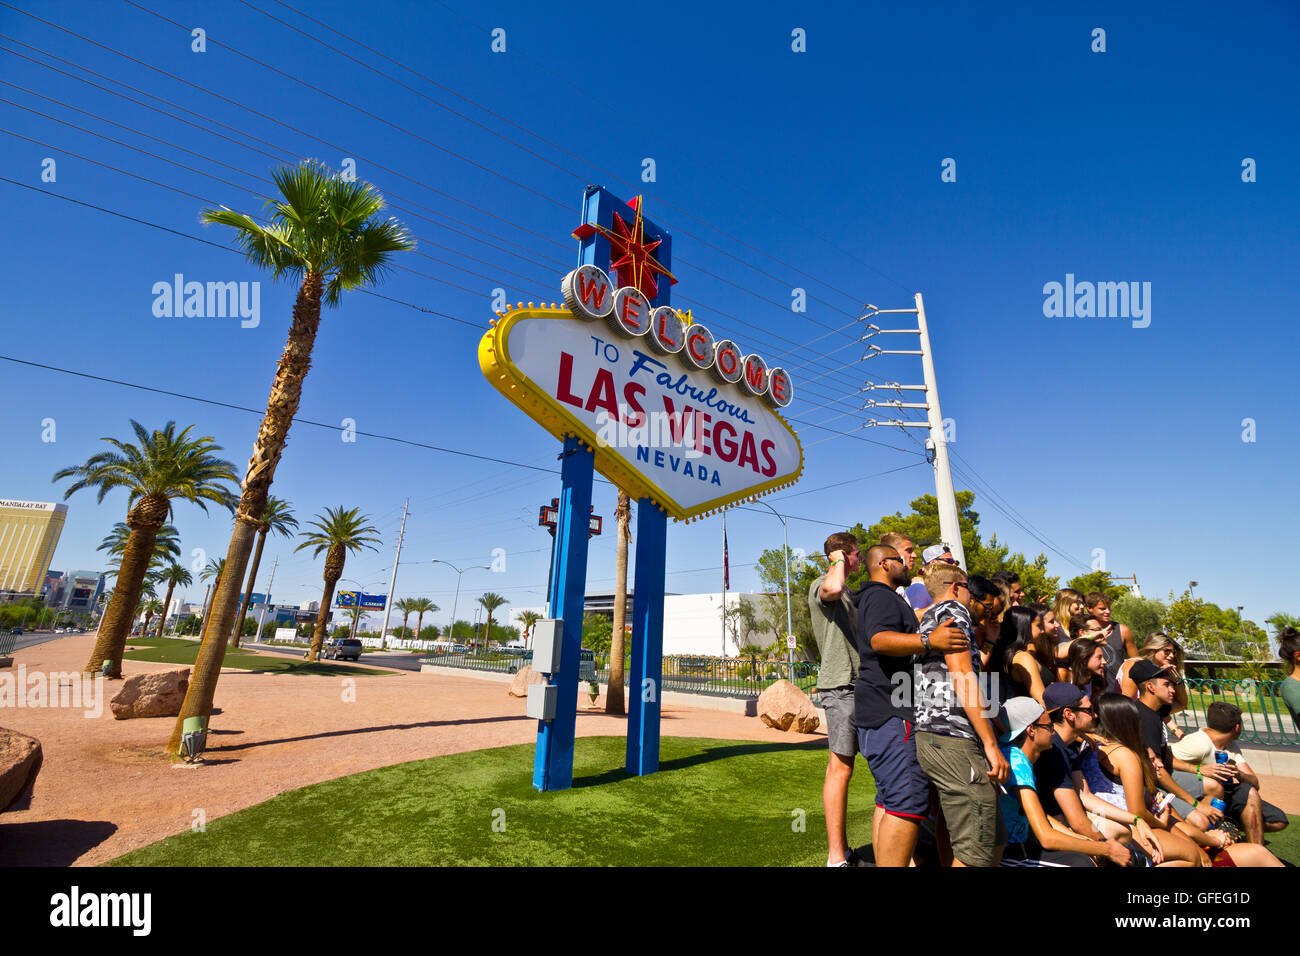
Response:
[480,306,803,520]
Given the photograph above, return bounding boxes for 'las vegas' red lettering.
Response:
[737,432,759,472]
[623,382,647,426]
[585,367,619,417]
[556,352,583,407]
[760,438,777,477]
[713,421,738,462]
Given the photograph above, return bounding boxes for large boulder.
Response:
[110,668,190,719]
[0,727,41,811]
[757,679,821,734]
[508,665,547,698]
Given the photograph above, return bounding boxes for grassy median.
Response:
[123,636,393,677]
[107,734,1300,866]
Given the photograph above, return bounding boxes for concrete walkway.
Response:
[0,633,822,866]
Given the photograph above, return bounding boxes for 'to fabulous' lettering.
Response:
[562,263,793,409]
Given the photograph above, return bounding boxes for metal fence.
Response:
[0,629,16,656]
[421,649,819,697]
[1173,678,1300,746]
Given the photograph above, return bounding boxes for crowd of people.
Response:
[808,531,1296,868]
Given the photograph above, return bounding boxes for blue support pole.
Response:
[626,497,667,776]
[533,435,594,791]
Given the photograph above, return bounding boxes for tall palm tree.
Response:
[98,522,181,590]
[477,592,509,650]
[409,597,437,643]
[294,507,381,661]
[231,496,296,648]
[140,598,163,635]
[607,490,632,715]
[200,557,227,608]
[170,163,413,753]
[156,563,193,638]
[518,609,542,651]
[53,420,237,677]
[393,597,413,641]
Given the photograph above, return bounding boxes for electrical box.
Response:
[531,619,564,674]
[526,683,557,721]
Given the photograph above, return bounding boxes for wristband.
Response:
[920,632,932,653]
[828,559,844,567]
[1133,815,1141,826]
[1196,765,1202,780]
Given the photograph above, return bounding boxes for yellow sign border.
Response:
[479,305,804,521]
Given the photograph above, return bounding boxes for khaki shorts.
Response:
[915,731,1007,867]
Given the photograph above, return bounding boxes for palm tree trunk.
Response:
[309,573,342,661]
[231,530,267,648]
[158,581,176,639]
[85,502,165,677]
[168,272,324,755]
[402,610,410,640]
[416,610,425,644]
[607,490,631,714]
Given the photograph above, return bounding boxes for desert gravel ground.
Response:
[1,632,826,865]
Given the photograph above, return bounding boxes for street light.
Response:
[747,499,794,678]
[432,560,490,648]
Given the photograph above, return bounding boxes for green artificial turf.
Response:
[109,736,868,866]
[122,636,392,677]
[108,733,1300,867]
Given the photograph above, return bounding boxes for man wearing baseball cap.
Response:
[903,544,957,613]
[997,696,1131,867]
[1132,659,1220,830]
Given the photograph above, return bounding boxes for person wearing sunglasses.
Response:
[1035,683,1161,862]
[912,563,1010,866]
[998,696,1132,867]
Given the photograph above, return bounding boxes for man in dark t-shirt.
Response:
[852,544,968,867]
[1132,660,1219,830]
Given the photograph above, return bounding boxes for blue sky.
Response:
[2,0,1297,632]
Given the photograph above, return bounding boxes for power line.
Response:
[2,2,879,367]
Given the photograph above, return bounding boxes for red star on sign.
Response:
[595,196,677,301]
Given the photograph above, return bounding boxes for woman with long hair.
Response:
[1080,695,1282,867]
[1054,589,1086,639]
[999,605,1055,707]
[1060,638,1110,699]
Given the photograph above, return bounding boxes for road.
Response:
[9,629,87,653]
[242,641,425,672]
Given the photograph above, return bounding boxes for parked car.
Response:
[320,638,363,662]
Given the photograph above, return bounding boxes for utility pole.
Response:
[377,499,409,650]
[255,555,277,644]
[860,292,965,569]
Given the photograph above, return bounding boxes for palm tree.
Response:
[477,592,509,651]
[140,598,163,635]
[155,563,193,638]
[408,597,437,643]
[170,163,413,753]
[98,522,181,589]
[231,496,296,648]
[518,609,542,651]
[393,597,413,641]
[200,556,227,613]
[294,507,381,661]
[607,490,632,715]
[53,420,237,677]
